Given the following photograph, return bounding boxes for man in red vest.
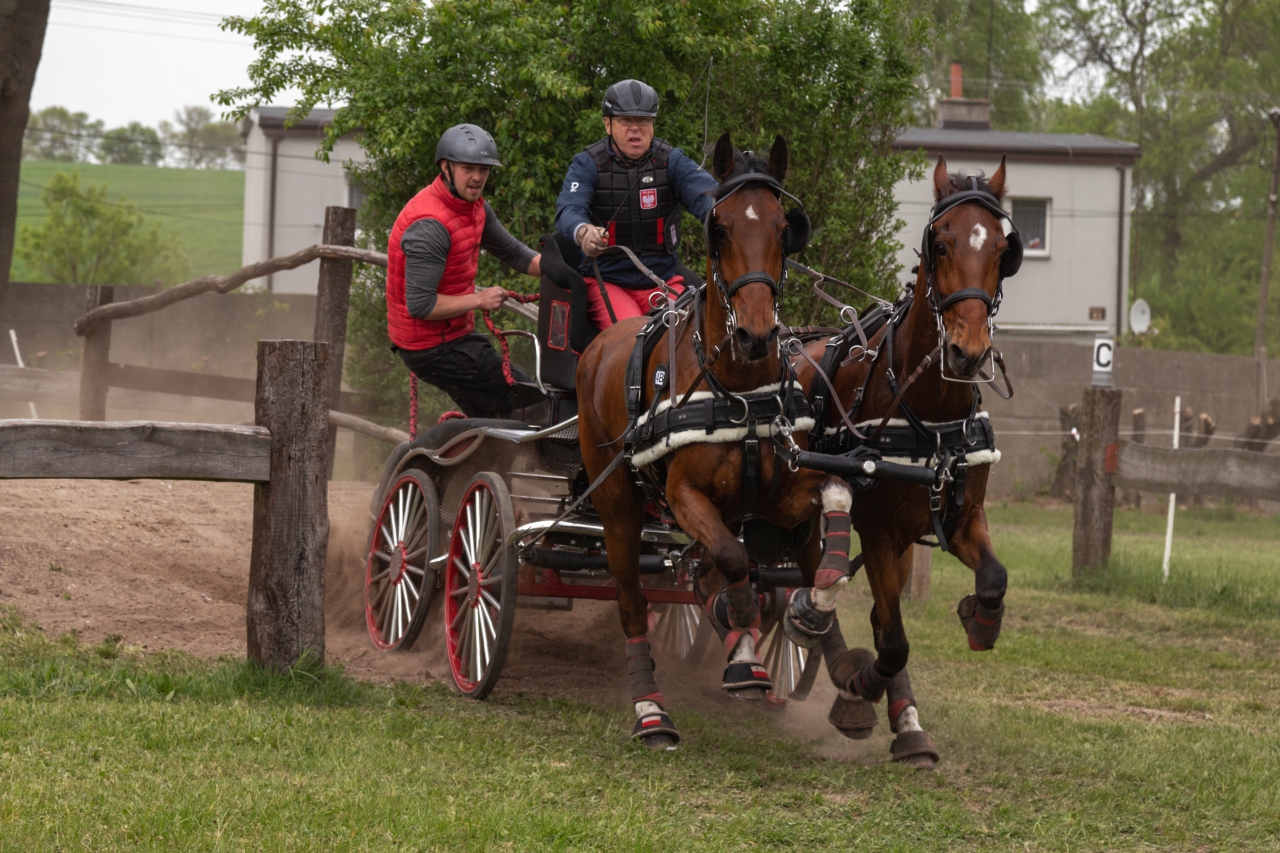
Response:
[386,124,542,419]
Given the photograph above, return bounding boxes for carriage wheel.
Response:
[365,469,439,652]
[651,603,713,663]
[759,590,821,704]
[443,472,518,699]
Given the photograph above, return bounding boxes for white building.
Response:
[891,98,1140,343]
[240,107,367,294]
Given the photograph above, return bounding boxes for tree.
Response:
[15,171,188,286]
[22,105,104,162]
[160,106,245,169]
[0,0,51,309]
[98,122,164,166]
[218,0,926,424]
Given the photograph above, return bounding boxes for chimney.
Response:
[937,61,992,130]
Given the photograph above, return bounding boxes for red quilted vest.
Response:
[386,175,487,350]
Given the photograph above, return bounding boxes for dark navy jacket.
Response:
[555,139,717,288]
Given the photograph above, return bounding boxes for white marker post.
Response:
[1161,395,1180,582]
[8,329,38,419]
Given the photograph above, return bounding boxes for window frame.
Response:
[1007,196,1051,258]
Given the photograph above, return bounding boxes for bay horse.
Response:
[575,133,849,748]
[786,156,1020,767]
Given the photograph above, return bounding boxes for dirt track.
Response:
[0,478,881,758]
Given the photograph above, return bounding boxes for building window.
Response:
[1011,198,1049,254]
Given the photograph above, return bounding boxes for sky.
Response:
[29,0,293,129]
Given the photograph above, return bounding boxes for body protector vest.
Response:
[386,175,486,350]
[586,137,679,257]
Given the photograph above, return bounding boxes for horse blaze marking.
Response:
[1105,441,1119,474]
[970,224,987,250]
[745,204,759,220]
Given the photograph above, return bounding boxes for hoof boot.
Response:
[722,661,772,697]
[783,587,834,650]
[828,691,878,740]
[631,711,680,749]
[890,730,939,768]
[957,593,1005,651]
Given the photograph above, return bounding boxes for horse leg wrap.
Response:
[785,485,852,648]
[886,670,920,734]
[957,593,1006,651]
[850,661,894,704]
[707,580,770,695]
[626,637,679,747]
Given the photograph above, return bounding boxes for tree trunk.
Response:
[247,340,330,671]
[0,0,52,310]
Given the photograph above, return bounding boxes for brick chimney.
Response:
[937,61,992,130]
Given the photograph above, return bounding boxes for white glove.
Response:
[576,224,608,258]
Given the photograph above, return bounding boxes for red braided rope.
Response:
[483,289,540,386]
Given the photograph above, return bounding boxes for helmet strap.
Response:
[442,161,463,199]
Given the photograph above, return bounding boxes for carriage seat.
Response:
[535,232,597,392]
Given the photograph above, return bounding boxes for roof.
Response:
[894,127,1140,164]
[252,106,339,134]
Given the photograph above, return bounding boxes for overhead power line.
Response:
[52,0,231,26]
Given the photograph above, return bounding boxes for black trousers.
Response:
[397,333,530,419]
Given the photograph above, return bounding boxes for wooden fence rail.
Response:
[1116,441,1280,501]
[0,340,330,672]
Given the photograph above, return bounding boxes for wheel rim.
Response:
[365,473,433,651]
[444,479,507,693]
[652,603,703,660]
[760,605,808,704]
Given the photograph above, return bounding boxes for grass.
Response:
[2,505,1279,850]
[12,160,244,282]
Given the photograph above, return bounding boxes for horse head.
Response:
[924,155,1019,380]
[706,132,796,362]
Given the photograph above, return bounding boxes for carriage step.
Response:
[525,548,669,574]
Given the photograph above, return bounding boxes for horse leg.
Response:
[948,504,1008,651]
[670,486,771,700]
[597,480,681,749]
[820,614,879,739]
[783,479,854,649]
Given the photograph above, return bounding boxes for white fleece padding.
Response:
[730,632,758,663]
[896,706,923,733]
[824,411,1001,466]
[631,383,815,468]
[814,578,846,610]
[635,699,663,718]
[821,481,853,513]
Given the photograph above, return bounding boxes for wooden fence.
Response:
[0,340,331,672]
[1071,384,1280,574]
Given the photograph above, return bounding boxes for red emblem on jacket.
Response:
[639,188,657,210]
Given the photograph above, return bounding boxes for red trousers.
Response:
[584,276,685,329]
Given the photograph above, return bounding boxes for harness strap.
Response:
[865,343,943,443]
[742,422,760,521]
[789,338,864,441]
[591,259,619,325]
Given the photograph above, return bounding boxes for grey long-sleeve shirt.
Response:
[402,201,537,319]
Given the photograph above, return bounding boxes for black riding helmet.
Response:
[434,124,502,167]
[602,79,659,117]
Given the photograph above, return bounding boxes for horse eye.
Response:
[934,242,948,257]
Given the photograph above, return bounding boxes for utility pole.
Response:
[1255,107,1280,412]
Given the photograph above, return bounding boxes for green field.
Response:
[11,160,245,283]
[1,503,1278,851]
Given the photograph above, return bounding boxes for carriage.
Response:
[361,237,822,703]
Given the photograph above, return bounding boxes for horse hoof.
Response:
[727,686,768,702]
[889,730,939,769]
[782,587,832,650]
[631,710,681,749]
[722,661,772,694]
[827,647,876,693]
[829,691,878,739]
[639,732,679,750]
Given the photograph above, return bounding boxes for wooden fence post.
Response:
[1072,386,1122,577]
[904,543,931,602]
[247,339,330,670]
[314,206,357,479]
[78,286,113,420]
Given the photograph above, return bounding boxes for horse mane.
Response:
[936,171,1005,203]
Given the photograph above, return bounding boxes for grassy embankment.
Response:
[1,502,1277,851]
[11,160,245,282]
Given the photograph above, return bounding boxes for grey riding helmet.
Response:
[434,124,502,167]
[602,79,659,117]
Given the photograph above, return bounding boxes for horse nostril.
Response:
[947,343,968,368]
[765,325,781,346]
[734,327,754,350]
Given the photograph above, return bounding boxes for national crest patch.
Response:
[639,188,657,210]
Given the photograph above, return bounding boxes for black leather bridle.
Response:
[919,179,1023,322]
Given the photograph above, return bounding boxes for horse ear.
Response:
[932,156,950,201]
[713,133,735,182]
[767,135,789,182]
[988,155,1008,200]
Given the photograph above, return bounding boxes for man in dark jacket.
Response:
[386,124,541,419]
[554,79,717,329]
